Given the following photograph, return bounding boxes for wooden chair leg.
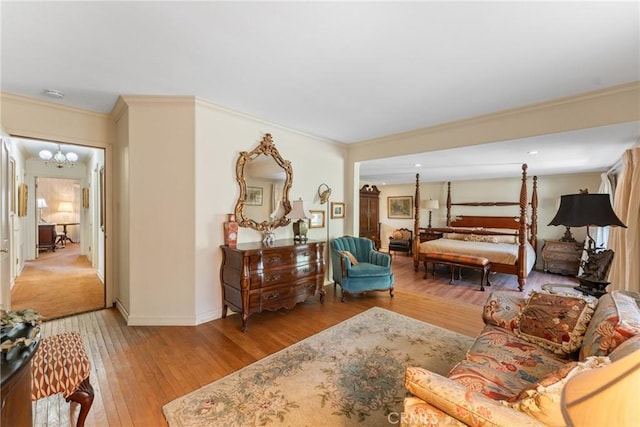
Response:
[65,377,94,427]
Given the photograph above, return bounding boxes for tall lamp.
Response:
[422,199,439,228]
[37,198,48,223]
[286,198,311,242]
[548,193,626,296]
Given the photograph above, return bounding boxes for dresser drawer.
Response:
[250,263,318,289]
[248,247,318,271]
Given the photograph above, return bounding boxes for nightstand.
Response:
[541,240,584,276]
[419,229,443,243]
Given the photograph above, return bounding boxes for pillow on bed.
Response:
[444,227,481,240]
[483,228,519,244]
[464,234,500,243]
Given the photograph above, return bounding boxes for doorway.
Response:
[8,137,106,320]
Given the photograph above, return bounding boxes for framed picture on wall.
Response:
[387,196,413,219]
[17,183,28,217]
[246,186,263,206]
[309,210,325,228]
[82,187,90,209]
[331,202,345,219]
[9,158,15,214]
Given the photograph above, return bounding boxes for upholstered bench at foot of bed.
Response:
[31,332,94,427]
[423,252,491,291]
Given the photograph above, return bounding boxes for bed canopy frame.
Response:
[412,164,538,290]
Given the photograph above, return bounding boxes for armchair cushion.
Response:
[338,250,358,265]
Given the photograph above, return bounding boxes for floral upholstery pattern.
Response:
[448,326,566,400]
[515,292,597,355]
[403,291,640,426]
[482,293,525,331]
[579,291,640,360]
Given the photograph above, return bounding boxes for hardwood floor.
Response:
[32,254,577,426]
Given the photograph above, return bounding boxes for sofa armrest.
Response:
[402,397,468,427]
[482,292,526,331]
[405,367,545,427]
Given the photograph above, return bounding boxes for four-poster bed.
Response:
[412,164,538,291]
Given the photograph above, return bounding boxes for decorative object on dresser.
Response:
[220,239,326,332]
[421,199,439,228]
[359,185,380,248]
[541,239,584,276]
[286,198,311,242]
[234,133,293,241]
[548,192,627,297]
[223,213,238,247]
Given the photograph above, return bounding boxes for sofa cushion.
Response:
[506,356,610,426]
[448,326,567,400]
[579,291,640,360]
[483,292,526,331]
[515,292,596,356]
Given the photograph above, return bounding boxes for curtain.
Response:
[608,146,640,293]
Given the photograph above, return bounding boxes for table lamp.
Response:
[286,198,311,242]
[37,198,48,223]
[421,199,439,228]
[548,192,626,296]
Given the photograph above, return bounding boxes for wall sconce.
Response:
[421,199,439,228]
[286,198,311,242]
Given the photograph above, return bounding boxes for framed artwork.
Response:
[387,196,413,219]
[82,187,90,209]
[309,210,325,228]
[331,202,345,219]
[246,186,263,206]
[18,183,28,217]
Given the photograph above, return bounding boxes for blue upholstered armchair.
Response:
[331,236,394,301]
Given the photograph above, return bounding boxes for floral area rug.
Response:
[162,307,474,426]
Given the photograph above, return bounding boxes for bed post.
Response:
[531,175,538,255]
[414,173,421,271]
[446,181,452,226]
[517,164,528,291]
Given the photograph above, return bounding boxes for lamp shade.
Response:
[562,351,640,426]
[286,198,311,220]
[422,199,439,210]
[58,201,73,213]
[37,198,48,209]
[548,194,626,228]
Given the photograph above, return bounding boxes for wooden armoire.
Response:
[359,185,381,249]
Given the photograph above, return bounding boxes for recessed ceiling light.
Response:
[414,163,421,167]
[527,150,539,155]
[43,89,64,99]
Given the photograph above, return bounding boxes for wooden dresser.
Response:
[220,239,326,331]
[541,240,584,276]
[38,224,57,252]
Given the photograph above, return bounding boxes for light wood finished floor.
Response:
[32,254,577,426]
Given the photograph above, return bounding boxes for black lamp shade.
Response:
[548,194,626,228]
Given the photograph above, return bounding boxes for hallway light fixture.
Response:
[39,144,78,168]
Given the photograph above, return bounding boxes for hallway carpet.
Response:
[11,243,104,320]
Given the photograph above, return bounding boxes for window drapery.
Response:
[608,146,640,293]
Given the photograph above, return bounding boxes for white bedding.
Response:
[419,238,536,273]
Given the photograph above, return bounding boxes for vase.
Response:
[224,214,238,247]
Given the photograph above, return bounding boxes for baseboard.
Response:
[114,298,129,323]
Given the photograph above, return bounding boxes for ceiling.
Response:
[2,2,639,184]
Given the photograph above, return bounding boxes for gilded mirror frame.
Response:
[234,133,293,231]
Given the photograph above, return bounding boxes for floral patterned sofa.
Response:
[402,290,640,426]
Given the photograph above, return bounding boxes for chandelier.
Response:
[39,144,78,168]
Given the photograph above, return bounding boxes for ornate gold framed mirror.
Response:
[234,133,293,232]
